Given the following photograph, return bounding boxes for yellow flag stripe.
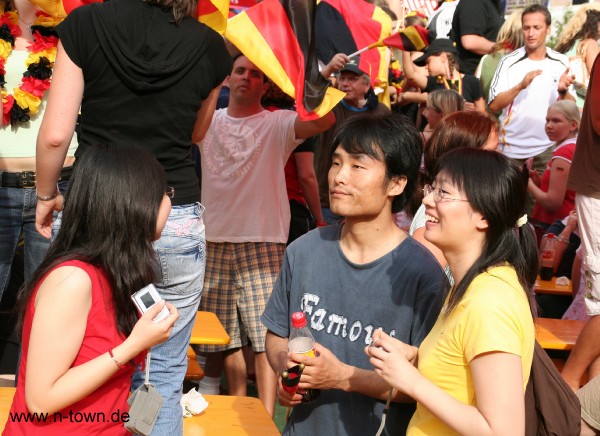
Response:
[225,13,296,97]
[225,12,344,119]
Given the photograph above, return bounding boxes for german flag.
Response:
[28,0,99,19]
[198,0,229,35]
[382,25,431,52]
[225,0,344,120]
[315,0,392,91]
[29,0,231,35]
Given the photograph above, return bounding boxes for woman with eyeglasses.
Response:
[5,144,179,434]
[408,110,499,280]
[366,148,537,435]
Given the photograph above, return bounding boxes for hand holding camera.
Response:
[128,286,179,353]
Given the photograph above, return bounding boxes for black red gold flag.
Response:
[225,0,344,120]
[29,0,231,34]
[382,25,431,52]
[315,0,392,90]
[197,0,230,34]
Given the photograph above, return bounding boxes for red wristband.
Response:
[109,348,126,369]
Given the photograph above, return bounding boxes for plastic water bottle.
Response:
[540,233,556,281]
[287,312,320,402]
[289,312,316,357]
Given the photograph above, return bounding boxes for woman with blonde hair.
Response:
[529,100,580,231]
[555,5,600,108]
[476,10,524,103]
[421,89,464,142]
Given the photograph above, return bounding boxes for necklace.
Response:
[18,16,34,31]
[437,75,462,95]
[0,8,60,128]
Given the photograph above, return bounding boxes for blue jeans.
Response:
[131,202,206,435]
[0,181,68,301]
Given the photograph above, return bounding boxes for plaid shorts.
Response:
[198,241,285,353]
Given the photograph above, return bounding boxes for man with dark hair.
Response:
[262,113,448,435]
[315,60,389,224]
[196,54,335,415]
[489,4,575,211]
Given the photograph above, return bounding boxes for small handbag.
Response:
[125,350,163,436]
[525,341,581,436]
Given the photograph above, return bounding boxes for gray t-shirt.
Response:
[261,224,448,435]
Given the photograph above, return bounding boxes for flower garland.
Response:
[0,8,60,127]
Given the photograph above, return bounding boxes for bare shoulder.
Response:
[35,266,93,308]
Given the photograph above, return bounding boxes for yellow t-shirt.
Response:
[407,265,535,436]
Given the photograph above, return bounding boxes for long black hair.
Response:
[16,144,167,336]
[437,148,538,316]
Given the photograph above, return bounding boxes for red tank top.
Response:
[4,260,144,435]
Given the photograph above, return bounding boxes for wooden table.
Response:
[534,275,572,296]
[183,395,279,435]
[535,318,586,350]
[0,388,278,435]
[189,311,230,345]
[0,388,13,433]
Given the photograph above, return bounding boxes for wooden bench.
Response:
[185,311,229,380]
[189,311,230,346]
[534,275,572,297]
[0,387,278,435]
[535,317,585,351]
[185,346,204,381]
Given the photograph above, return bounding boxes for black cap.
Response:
[413,39,458,67]
[340,61,367,76]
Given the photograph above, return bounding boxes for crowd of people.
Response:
[1,0,600,434]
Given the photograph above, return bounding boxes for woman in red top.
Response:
[529,100,580,231]
[4,144,179,435]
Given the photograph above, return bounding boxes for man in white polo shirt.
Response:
[488,4,574,188]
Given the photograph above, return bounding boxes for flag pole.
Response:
[347,41,383,59]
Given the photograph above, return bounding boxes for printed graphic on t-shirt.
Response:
[203,121,263,179]
[301,293,396,345]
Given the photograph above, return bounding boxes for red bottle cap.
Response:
[291,312,307,328]
[547,233,555,239]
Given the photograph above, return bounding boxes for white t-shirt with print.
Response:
[200,108,302,243]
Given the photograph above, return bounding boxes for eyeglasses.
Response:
[166,187,175,199]
[423,184,469,203]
